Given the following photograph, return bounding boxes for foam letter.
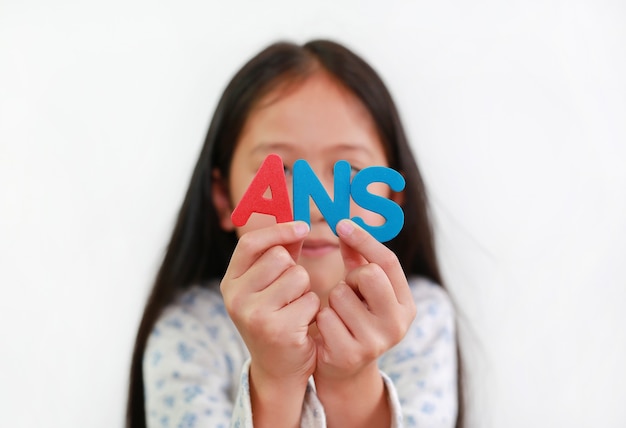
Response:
[230,154,293,227]
[350,166,405,242]
[293,160,350,234]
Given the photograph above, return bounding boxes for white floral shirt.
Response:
[143,277,457,428]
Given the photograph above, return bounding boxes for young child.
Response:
[127,40,460,428]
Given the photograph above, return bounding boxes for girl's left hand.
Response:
[314,219,417,382]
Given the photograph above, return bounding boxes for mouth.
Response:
[301,239,339,258]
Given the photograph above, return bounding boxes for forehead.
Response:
[235,71,387,160]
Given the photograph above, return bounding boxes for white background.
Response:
[1,1,625,427]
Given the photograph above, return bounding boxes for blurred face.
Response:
[213,71,396,304]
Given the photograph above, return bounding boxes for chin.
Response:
[301,262,342,299]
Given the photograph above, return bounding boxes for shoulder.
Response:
[381,277,459,426]
[405,276,456,345]
[380,276,457,372]
[154,282,229,329]
[142,283,247,426]
[145,281,242,361]
[408,276,455,319]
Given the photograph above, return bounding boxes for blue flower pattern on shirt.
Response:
[143,278,457,427]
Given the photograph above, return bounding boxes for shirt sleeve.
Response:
[232,359,328,428]
[143,301,328,428]
[378,279,458,428]
[143,288,250,428]
[142,281,457,428]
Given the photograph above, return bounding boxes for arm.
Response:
[143,288,246,428]
[313,267,458,426]
[312,219,417,428]
[379,279,459,427]
[220,221,320,428]
[313,360,390,427]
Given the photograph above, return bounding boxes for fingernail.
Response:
[294,221,310,237]
[337,219,354,237]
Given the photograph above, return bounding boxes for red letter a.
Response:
[230,154,293,227]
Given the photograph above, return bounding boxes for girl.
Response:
[127,40,461,428]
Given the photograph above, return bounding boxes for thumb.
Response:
[339,239,367,274]
[284,221,308,262]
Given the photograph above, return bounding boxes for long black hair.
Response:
[127,39,462,428]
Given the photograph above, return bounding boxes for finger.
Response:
[315,306,356,361]
[240,245,298,293]
[344,263,398,314]
[280,291,321,329]
[255,264,311,311]
[339,239,367,273]
[326,281,372,339]
[226,221,309,279]
[336,219,412,305]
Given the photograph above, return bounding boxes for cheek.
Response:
[350,203,385,226]
[228,173,251,208]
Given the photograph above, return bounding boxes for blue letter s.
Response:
[350,167,405,242]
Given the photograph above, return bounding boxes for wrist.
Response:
[315,361,382,399]
[314,363,390,428]
[249,362,310,428]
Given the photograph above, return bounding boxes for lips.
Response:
[301,238,339,257]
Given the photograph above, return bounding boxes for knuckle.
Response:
[268,245,294,266]
[388,326,405,346]
[329,283,345,302]
[237,233,257,255]
[363,332,388,360]
[374,333,390,354]
[344,351,363,371]
[263,324,284,344]
[243,305,264,327]
[246,307,275,336]
[223,285,245,315]
[227,293,243,313]
[358,344,376,362]
[288,264,309,285]
[365,263,385,280]
[307,291,321,310]
[388,317,409,345]
[356,263,385,285]
[379,251,399,271]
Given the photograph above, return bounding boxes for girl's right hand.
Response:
[220,221,320,425]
